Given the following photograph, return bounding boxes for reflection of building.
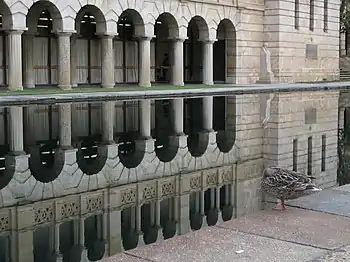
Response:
[0,86,341,261]
[0,0,341,92]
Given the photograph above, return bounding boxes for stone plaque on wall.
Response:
[305,108,317,124]
[306,44,318,59]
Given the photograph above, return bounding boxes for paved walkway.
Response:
[104,185,350,262]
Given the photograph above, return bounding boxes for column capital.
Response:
[6,30,24,35]
[200,39,217,44]
[169,37,187,43]
[56,31,72,37]
[137,35,154,41]
[96,33,116,39]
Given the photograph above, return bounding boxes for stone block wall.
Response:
[263,91,339,188]
[264,0,340,82]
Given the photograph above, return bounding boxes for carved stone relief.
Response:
[120,188,137,206]
[34,206,54,225]
[86,195,103,213]
[161,181,175,197]
[206,171,218,186]
[190,176,201,190]
[61,201,80,219]
[0,214,9,231]
[143,185,156,201]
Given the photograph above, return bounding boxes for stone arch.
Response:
[187,16,209,41]
[75,4,106,34]
[0,0,12,29]
[217,19,236,41]
[26,1,63,33]
[119,9,145,37]
[155,12,179,38]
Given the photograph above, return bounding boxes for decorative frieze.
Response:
[219,166,234,184]
[140,183,157,204]
[34,205,54,225]
[204,169,218,187]
[0,213,10,231]
[160,180,176,198]
[86,194,103,213]
[60,200,80,220]
[120,188,137,206]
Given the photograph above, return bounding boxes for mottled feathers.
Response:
[261,167,322,200]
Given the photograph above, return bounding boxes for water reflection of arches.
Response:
[121,206,139,250]
[213,96,236,153]
[72,103,107,175]
[184,98,208,157]
[0,108,12,190]
[24,105,65,183]
[25,1,63,88]
[116,101,145,168]
[154,99,179,162]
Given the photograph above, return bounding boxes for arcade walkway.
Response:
[104,185,350,262]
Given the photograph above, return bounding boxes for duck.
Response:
[261,167,322,211]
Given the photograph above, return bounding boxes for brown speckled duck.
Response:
[261,167,322,211]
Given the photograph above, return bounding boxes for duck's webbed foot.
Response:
[272,200,286,211]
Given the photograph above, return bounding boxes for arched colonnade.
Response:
[0,0,237,90]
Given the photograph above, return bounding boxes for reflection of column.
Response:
[171,38,184,86]
[102,101,115,143]
[70,35,77,87]
[195,192,200,213]
[23,33,35,88]
[55,224,63,262]
[136,205,145,246]
[203,96,213,131]
[216,187,223,223]
[102,212,108,257]
[202,40,214,85]
[156,199,163,240]
[101,35,115,88]
[59,104,72,149]
[139,37,152,87]
[57,32,71,90]
[8,30,23,90]
[171,98,184,135]
[9,106,24,154]
[211,188,215,209]
[178,194,190,235]
[80,218,88,261]
[140,100,151,139]
[201,190,207,227]
[108,210,123,255]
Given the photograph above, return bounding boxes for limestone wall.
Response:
[264,0,340,82]
[263,91,339,188]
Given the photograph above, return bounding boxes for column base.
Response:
[202,214,208,228]
[171,81,184,86]
[138,232,145,247]
[23,84,35,89]
[55,253,63,262]
[157,227,164,241]
[217,211,224,224]
[81,247,88,262]
[138,83,151,88]
[58,84,72,90]
[101,84,115,89]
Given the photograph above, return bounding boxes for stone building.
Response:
[0,0,341,90]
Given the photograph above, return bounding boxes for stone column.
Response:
[8,30,23,91]
[216,187,223,223]
[200,190,207,227]
[71,35,77,87]
[57,32,71,90]
[171,98,184,135]
[22,33,35,88]
[139,37,152,87]
[102,101,114,143]
[171,38,184,86]
[203,96,213,131]
[140,99,151,139]
[101,35,115,88]
[9,106,24,154]
[202,40,215,85]
[58,104,72,149]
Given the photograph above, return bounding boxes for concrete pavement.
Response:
[103,185,350,262]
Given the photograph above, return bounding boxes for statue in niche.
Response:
[258,42,275,83]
